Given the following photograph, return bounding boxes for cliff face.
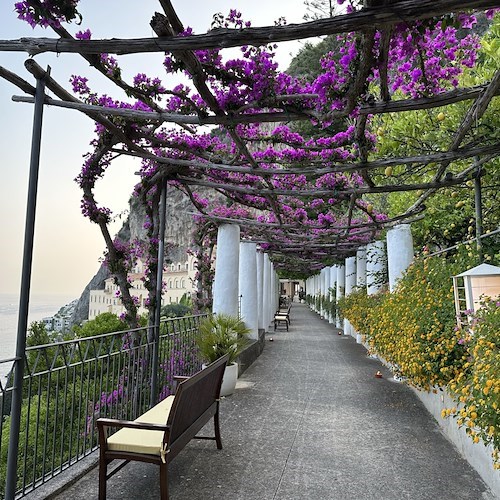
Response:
[128,188,204,261]
[71,187,211,326]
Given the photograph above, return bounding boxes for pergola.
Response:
[2,0,499,273]
[1,1,499,496]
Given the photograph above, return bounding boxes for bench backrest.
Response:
[166,354,229,447]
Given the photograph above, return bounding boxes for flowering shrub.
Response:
[339,249,499,464]
[15,0,81,28]
[159,333,200,399]
[445,298,500,468]
[337,287,384,343]
[341,255,469,388]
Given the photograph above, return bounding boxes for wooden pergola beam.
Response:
[10,83,499,126]
[175,164,494,197]
[2,0,498,264]
[192,209,425,233]
[102,143,499,178]
[1,0,497,55]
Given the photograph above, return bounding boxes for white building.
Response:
[42,299,77,334]
[88,255,198,320]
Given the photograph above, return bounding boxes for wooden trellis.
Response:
[1,0,499,271]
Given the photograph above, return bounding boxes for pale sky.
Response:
[0,0,308,297]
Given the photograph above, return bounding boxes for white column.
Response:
[344,256,357,337]
[323,267,331,319]
[366,241,387,295]
[356,247,367,288]
[328,265,337,324]
[387,224,414,292]
[353,247,365,342]
[263,254,271,329]
[336,265,345,328]
[272,267,278,317]
[212,224,240,316]
[256,251,264,330]
[239,242,258,340]
[270,257,275,327]
[353,247,367,343]
[345,257,357,295]
[312,275,316,311]
[329,265,338,291]
[311,275,316,311]
[315,274,320,313]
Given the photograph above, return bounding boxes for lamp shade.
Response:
[452,263,500,325]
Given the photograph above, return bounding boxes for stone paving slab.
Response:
[49,304,497,500]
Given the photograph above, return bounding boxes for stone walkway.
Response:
[48,304,496,500]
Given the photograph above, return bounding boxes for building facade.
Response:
[88,256,197,320]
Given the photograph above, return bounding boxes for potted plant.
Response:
[196,313,250,396]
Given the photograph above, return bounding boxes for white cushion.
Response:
[106,395,175,456]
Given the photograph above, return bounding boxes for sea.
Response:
[0,292,75,381]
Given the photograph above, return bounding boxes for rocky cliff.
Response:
[71,187,208,325]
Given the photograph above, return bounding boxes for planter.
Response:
[356,333,363,344]
[220,362,238,396]
[203,362,239,397]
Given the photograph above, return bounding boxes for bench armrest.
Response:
[172,375,190,391]
[96,417,171,433]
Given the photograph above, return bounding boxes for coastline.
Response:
[0,292,75,379]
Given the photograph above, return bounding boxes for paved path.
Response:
[50,304,496,500]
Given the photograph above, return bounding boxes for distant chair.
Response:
[274,302,291,331]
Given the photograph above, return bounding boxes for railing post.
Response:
[151,181,167,404]
[5,70,47,500]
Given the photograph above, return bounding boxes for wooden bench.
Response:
[274,304,291,331]
[96,353,230,500]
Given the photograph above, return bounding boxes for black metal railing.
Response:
[0,314,206,498]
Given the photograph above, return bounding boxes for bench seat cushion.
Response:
[106,395,175,456]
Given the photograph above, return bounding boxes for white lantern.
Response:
[452,263,500,327]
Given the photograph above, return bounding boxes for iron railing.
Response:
[0,314,207,498]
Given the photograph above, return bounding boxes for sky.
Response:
[0,0,310,298]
